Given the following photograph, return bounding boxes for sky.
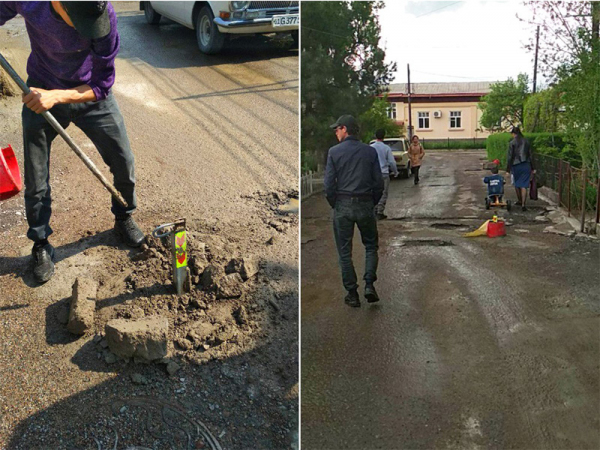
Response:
[379,1,540,86]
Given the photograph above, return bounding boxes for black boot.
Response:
[32,241,55,284]
[344,289,360,308]
[365,284,380,303]
[115,216,145,248]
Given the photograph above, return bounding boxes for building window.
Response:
[450,111,462,128]
[387,103,397,120]
[418,112,429,129]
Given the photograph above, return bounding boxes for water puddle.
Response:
[278,197,299,214]
[391,237,455,247]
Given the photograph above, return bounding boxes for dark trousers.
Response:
[333,198,379,292]
[411,165,421,182]
[22,86,136,243]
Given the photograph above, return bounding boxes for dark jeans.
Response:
[22,83,136,243]
[411,165,421,182]
[333,198,379,292]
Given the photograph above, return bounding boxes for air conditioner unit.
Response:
[433,110,442,118]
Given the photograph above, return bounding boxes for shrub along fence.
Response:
[421,137,486,150]
[486,132,575,168]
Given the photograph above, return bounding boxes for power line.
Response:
[301,25,348,40]
[414,2,462,18]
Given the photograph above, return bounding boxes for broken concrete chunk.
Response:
[233,305,248,325]
[225,258,243,275]
[190,252,208,276]
[67,277,97,335]
[543,222,576,237]
[216,273,244,299]
[166,360,181,376]
[239,257,259,280]
[200,264,222,290]
[226,256,258,280]
[105,316,169,361]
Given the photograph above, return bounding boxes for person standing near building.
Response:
[506,126,535,211]
[0,1,145,284]
[324,115,384,308]
[408,135,425,185]
[371,129,398,220]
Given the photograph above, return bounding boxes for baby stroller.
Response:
[484,159,512,211]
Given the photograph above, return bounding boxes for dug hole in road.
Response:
[301,150,599,449]
[0,2,298,449]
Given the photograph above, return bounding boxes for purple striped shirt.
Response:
[0,1,119,101]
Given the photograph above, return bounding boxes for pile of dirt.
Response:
[53,200,298,370]
[0,69,17,98]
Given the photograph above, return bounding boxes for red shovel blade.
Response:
[0,145,22,201]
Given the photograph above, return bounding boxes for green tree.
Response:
[523,87,563,133]
[521,1,599,170]
[358,96,404,143]
[478,74,529,132]
[301,1,396,171]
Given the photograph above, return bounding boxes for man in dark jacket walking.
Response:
[324,115,384,307]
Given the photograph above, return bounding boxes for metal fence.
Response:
[301,170,325,201]
[536,154,600,232]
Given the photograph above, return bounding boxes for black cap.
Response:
[61,1,111,39]
[330,114,357,130]
[511,126,521,134]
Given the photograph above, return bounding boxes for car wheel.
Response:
[291,31,299,48]
[196,6,226,55]
[144,2,161,25]
[404,163,411,179]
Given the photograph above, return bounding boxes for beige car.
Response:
[370,138,411,178]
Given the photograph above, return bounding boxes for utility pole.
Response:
[533,25,540,93]
[407,64,413,140]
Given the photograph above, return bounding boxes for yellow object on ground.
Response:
[463,220,490,237]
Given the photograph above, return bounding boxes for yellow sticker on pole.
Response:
[174,230,187,268]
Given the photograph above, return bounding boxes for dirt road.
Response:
[0,3,297,449]
[301,151,599,449]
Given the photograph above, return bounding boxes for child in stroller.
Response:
[484,159,511,211]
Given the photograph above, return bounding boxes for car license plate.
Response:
[273,15,299,27]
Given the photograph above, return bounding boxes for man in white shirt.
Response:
[371,129,398,220]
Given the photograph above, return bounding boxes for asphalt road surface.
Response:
[0,3,298,449]
[301,151,599,449]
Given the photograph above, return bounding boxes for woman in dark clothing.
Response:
[506,127,535,211]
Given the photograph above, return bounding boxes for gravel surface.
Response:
[0,3,298,449]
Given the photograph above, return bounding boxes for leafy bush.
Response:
[422,139,486,150]
[486,132,573,167]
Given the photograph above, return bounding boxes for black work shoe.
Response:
[344,289,360,308]
[115,216,145,248]
[32,242,55,284]
[365,284,380,303]
[376,213,387,221]
[521,206,527,212]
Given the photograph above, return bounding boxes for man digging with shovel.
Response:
[0,1,144,283]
